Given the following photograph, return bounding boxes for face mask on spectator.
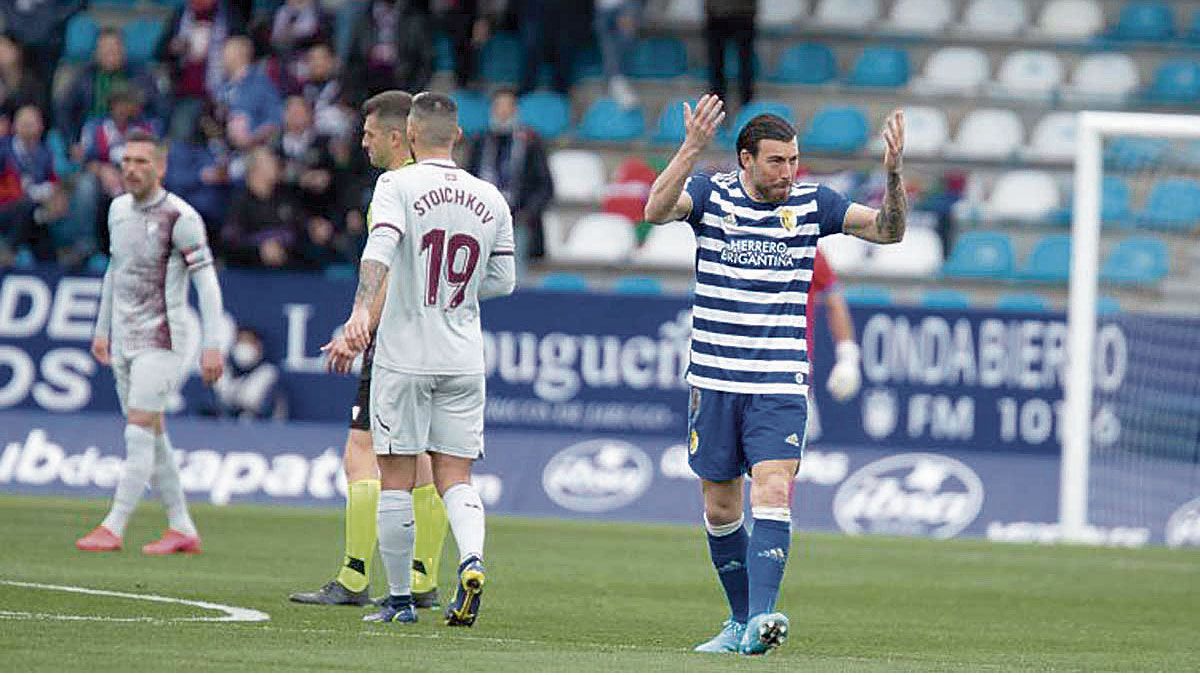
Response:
[232,341,262,369]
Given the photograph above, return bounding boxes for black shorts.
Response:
[348,341,374,432]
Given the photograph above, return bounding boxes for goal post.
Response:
[1061,111,1200,543]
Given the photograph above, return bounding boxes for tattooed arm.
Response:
[842,110,908,245]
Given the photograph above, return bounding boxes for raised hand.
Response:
[682,94,726,153]
[882,109,905,173]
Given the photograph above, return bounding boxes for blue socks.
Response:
[705,515,749,624]
[746,508,791,617]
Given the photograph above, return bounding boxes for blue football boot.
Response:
[362,595,417,623]
[693,619,746,653]
[444,556,486,626]
[740,612,788,655]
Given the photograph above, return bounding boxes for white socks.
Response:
[442,482,485,563]
[153,431,196,536]
[377,489,415,597]
[101,424,156,537]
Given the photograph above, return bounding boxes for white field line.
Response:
[0,580,270,623]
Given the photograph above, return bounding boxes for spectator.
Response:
[594,0,641,108]
[0,0,83,107]
[157,0,235,140]
[0,105,68,264]
[0,36,48,137]
[274,97,336,216]
[434,0,498,90]
[223,147,303,269]
[164,124,231,231]
[515,0,589,96]
[269,0,332,87]
[212,327,287,421]
[466,88,554,273]
[704,0,757,105]
[215,36,284,151]
[291,43,351,139]
[57,28,163,148]
[347,0,434,100]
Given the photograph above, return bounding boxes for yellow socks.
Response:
[335,478,380,593]
[411,483,449,593]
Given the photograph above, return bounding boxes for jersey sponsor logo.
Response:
[541,439,652,513]
[832,453,984,539]
[1166,496,1200,548]
[717,238,795,269]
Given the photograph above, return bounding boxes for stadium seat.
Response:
[814,0,880,28]
[1017,234,1072,282]
[648,98,693,145]
[1023,112,1077,162]
[896,106,948,158]
[920,289,972,309]
[723,100,793,147]
[435,33,455,73]
[1101,236,1169,286]
[1109,1,1175,41]
[1146,59,1200,103]
[863,227,943,277]
[910,47,990,95]
[613,275,665,295]
[549,150,606,204]
[540,272,589,292]
[662,0,704,26]
[480,32,523,84]
[577,98,645,142]
[572,46,604,82]
[802,105,868,154]
[995,292,1051,312]
[945,109,1024,160]
[757,0,808,29]
[1096,295,1121,314]
[556,213,637,264]
[841,285,893,306]
[122,18,164,65]
[987,170,1061,222]
[1104,137,1169,170]
[990,50,1063,100]
[769,42,837,85]
[450,89,489,137]
[1052,175,1134,228]
[847,46,910,88]
[886,0,954,34]
[1062,53,1140,103]
[1035,0,1104,38]
[960,0,1028,37]
[941,231,1016,279]
[818,234,869,274]
[626,37,688,79]
[64,13,100,63]
[632,221,696,268]
[517,92,571,140]
[1137,178,1200,231]
[542,210,568,260]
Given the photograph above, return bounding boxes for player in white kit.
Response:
[342,92,515,626]
[77,130,225,555]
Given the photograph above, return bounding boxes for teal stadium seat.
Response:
[612,276,664,295]
[920,289,972,309]
[1109,1,1174,41]
[649,98,694,145]
[1051,176,1132,227]
[435,33,454,72]
[122,19,165,65]
[517,92,571,140]
[1101,236,1169,285]
[802,105,869,154]
[1097,295,1121,314]
[577,98,645,142]
[480,32,523,84]
[842,285,893,306]
[995,293,1051,312]
[941,231,1015,279]
[1018,234,1072,282]
[627,37,688,79]
[450,90,489,137]
[540,272,588,292]
[1104,137,1168,170]
[1137,178,1200,231]
[770,43,838,85]
[847,46,910,87]
[1189,9,1200,42]
[726,99,791,138]
[1146,60,1200,103]
[64,14,100,63]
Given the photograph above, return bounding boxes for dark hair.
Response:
[361,90,413,128]
[735,114,796,167]
[410,92,459,146]
[98,27,122,42]
[125,128,164,153]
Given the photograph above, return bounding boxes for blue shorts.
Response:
[686,386,809,482]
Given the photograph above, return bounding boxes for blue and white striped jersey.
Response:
[683,170,851,396]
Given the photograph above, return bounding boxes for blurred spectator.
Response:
[434,0,498,90]
[0,105,68,264]
[164,123,231,232]
[466,89,554,273]
[515,0,589,96]
[57,29,164,147]
[269,0,332,87]
[291,43,351,138]
[213,327,287,421]
[594,0,641,108]
[274,97,337,217]
[0,36,48,137]
[158,0,235,140]
[348,0,434,100]
[223,147,304,269]
[705,0,757,105]
[0,0,83,108]
[215,36,284,151]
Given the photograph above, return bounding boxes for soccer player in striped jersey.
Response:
[643,94,906,655]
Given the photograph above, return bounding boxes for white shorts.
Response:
[112,349,184,415]
[369,368,485,459]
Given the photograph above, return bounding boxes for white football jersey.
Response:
[367,158,514,375]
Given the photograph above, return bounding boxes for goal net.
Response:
[1062,112,1200,547]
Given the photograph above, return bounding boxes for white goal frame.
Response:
[1061,111,1200,542]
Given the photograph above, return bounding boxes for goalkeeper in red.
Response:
[642,95,907,655]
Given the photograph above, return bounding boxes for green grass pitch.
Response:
[1,494,1197,671]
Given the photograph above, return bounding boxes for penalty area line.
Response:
[0,580,270,623]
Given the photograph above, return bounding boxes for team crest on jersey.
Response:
[722,213,737,227]
[778,207,797,232]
